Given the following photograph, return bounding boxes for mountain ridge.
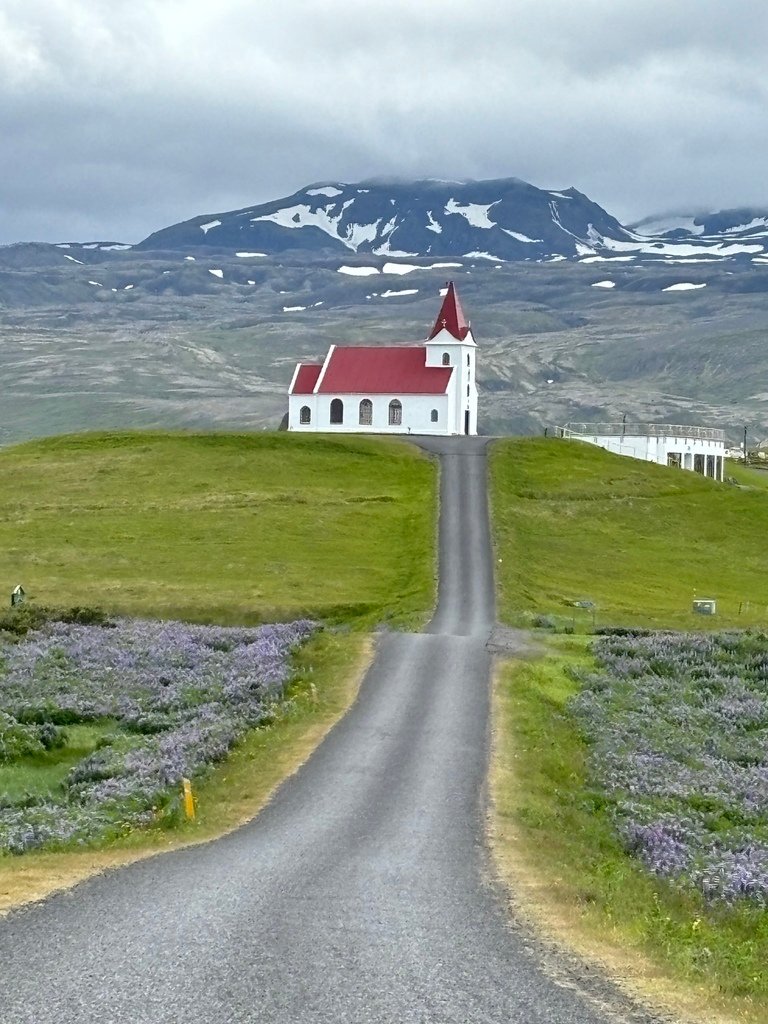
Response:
[127,176,768,266]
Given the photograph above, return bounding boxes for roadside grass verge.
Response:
[491,644,768,1024]
[0,629,371,914]
[489,437,768,630]
[0,431,436,630]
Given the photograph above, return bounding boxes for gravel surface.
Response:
[0,437,664,1023]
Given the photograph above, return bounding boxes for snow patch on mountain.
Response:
[306,186,343,198]
[724,217,768,234]
[445,198,498,229]
[372,242,418,257]
[381,288,419,298]
[200,220,221,234]
[501,229,541,243]
[346,220,381,249]
[338,265,380,276]
[426,211,442,234]
[588,225,762,259]
[580,255,635,263]
[663,282,707,291]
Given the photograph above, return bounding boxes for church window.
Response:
[299,405,311,425]
[466,354,470,366]
[466,384,470,397]
[431,409,438,423]
[330,398,344,424]
[388,399,402,426]
[359,399,373,425]
[442,352,451,365]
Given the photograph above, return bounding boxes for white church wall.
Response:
[289,393,451,434]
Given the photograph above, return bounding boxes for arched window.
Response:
[299,405,311,425]
[442,352,451,366]
[359,399,373,425]
[388,399,402,426]
[430,409,438,423]
[330,398,344,424]
[467,354,470,366]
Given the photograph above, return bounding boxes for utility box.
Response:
[693,599,716,615]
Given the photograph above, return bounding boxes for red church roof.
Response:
[291,363,323,394]
[428,281,470,341]
[318,346,452,395]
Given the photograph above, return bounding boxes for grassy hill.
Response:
[490,437,768,629]
[0,431,436,627]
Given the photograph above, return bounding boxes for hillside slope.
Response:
[490,437,768,628]
[0,432,436,627]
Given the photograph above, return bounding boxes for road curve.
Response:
[0,437,659,1024]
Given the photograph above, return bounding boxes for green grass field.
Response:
[0,431,436,628]
[490,437,768,630]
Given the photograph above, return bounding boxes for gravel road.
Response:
[0,437,663,1023]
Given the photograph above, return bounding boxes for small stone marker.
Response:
[10,584,25,608]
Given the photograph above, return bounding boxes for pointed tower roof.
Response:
[427,281,471,341]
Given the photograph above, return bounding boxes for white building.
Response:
[287,282,478,435]
[558,422,726,480]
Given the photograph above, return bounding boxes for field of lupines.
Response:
[572,630,768,907]
[0,616,315,854]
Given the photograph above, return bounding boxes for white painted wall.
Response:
[289,392,451,434]
[569,430,726,480]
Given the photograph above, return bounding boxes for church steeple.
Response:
[427,281,470,341]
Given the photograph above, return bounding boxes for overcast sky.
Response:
[1,0,767,245]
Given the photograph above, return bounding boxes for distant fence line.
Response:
[558,422,726,442]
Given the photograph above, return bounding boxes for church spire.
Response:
[427,281,470,341]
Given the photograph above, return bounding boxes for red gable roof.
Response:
[291,363,323,394]
[428,281,470,341]
[318,346,452,395]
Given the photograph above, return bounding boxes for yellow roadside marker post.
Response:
[182,777,196,821]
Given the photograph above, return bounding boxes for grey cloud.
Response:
[1,0,767,243]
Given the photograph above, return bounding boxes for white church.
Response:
[287,282,478,435]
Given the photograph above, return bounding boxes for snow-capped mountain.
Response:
[631,208,768,242]
[135,177,640,261]
[135,178,768,263]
